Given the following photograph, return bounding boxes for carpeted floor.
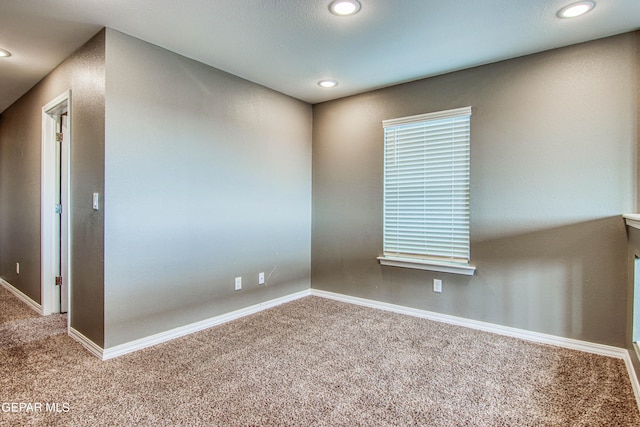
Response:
[0,285,41,324]
[1,286,639,426]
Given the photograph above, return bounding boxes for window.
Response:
[378,107,475,276]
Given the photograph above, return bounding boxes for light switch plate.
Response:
[92,193,99,210]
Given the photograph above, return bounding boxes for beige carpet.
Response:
[0,285,40,323]
[1,287,639,426]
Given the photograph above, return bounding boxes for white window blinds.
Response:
[383,107,471,264]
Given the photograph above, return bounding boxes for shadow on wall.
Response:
[313,215,626,346]
[468,215,626,345]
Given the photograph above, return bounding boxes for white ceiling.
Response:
[0,0,639,112]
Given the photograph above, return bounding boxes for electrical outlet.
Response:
[235,277,242,291]
[433,279,442,293]
[258,272,265,285]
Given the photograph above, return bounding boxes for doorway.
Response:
[41,91,71,317]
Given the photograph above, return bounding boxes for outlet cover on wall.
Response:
[258,272,265,285]
[433,279,442,293]
[235,277,242,291]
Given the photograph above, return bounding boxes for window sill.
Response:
[377,256,476,276]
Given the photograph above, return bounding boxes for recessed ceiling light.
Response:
[0,48,12,58]
[329,0,361,16]
[318,79,339,88]
[557,1,595,18]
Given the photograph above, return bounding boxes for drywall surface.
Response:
[0,98,42,303]
[0,31,105,345]
[104,30,312,347]
[312,33,638,347]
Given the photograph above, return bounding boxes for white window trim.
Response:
[382,106,472,127]
[379,106,474,276]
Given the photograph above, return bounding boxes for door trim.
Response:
[41,91,71,318]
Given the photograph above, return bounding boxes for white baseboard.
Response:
[0,278,43,315]
[311,288,640,411]
[68,327,103,359]
[55,284,640,412]
[101,289,311,360]
[311,289,626,357]
[623,349,640,413]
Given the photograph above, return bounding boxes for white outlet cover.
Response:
[433,279,442,293]
[235,277,242,291]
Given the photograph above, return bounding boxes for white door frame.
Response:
[41,91,71,317]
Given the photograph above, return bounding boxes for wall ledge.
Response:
[624,214,640,230]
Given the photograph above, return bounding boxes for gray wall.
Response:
[103,30,312,348]
[1,26,637,355]
[312,33,638,347]
[0,30,106,345]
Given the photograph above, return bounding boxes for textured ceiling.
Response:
[0,0,639,112]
